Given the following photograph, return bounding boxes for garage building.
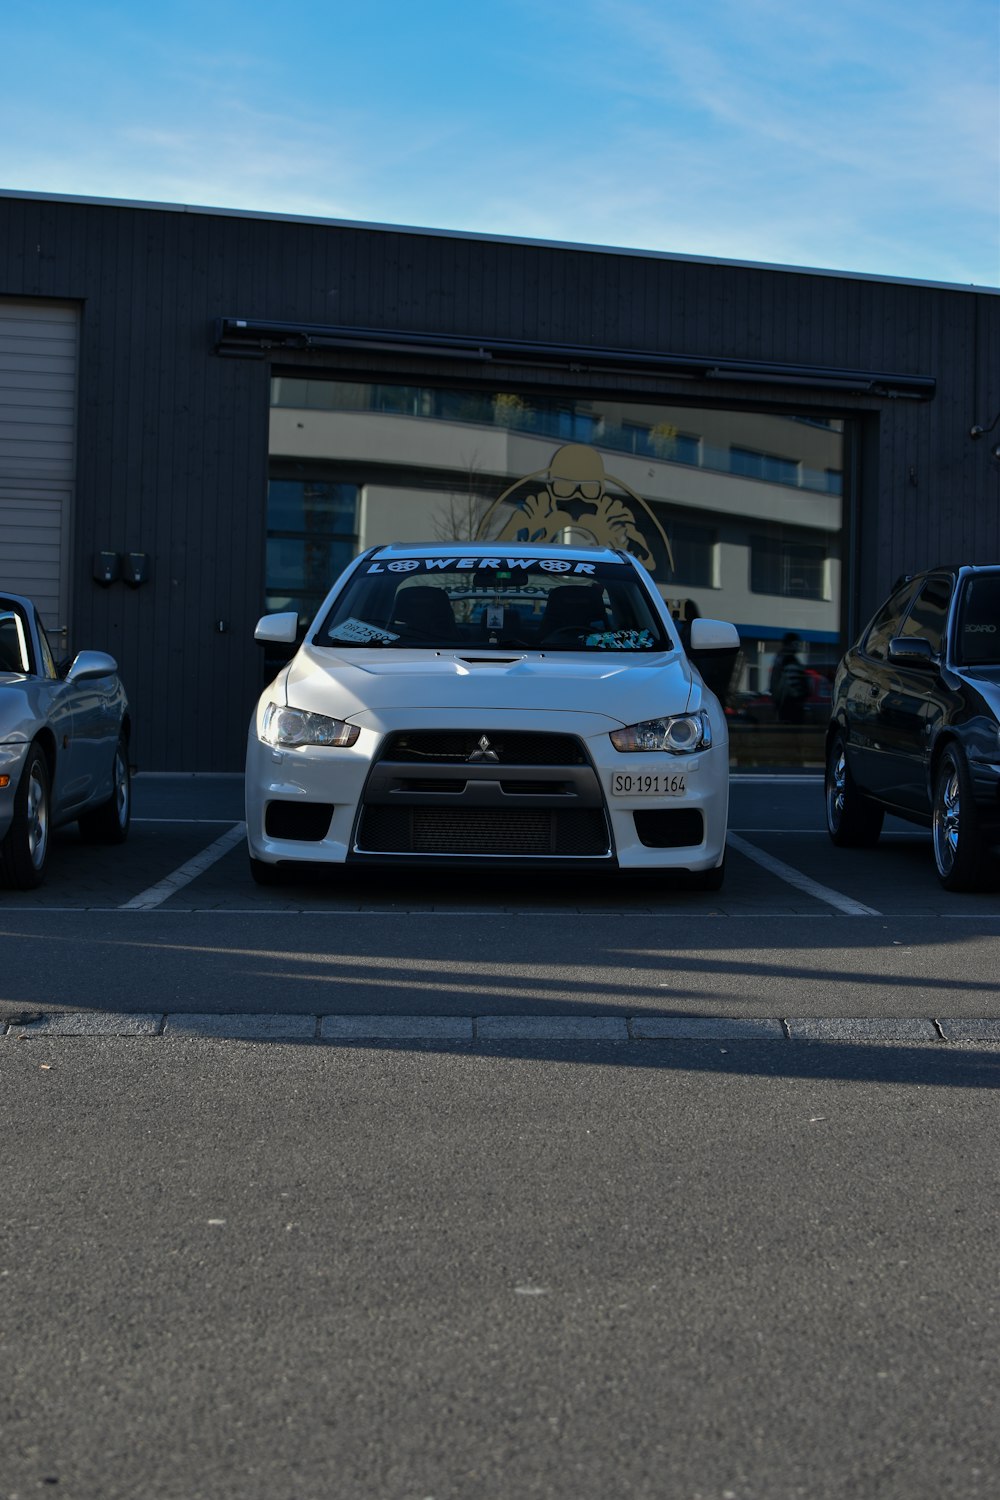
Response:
[0,189,997,771]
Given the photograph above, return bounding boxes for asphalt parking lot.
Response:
[3,770,999,917]
[1,773,998,1028]
[4,774,1000,1500]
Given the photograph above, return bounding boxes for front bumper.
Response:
[0,742,29,842]
[246,707,729,873]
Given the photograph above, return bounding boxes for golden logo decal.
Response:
[476,443,674,578]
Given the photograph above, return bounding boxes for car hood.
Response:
[282,645,698,726]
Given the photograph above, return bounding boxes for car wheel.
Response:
[932,746,985,891]
[825,732,884,847]
[78,734,131,844]
[687,854,726,892]
[1,744,51,889]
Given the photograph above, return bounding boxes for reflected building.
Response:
[268,378,844,755]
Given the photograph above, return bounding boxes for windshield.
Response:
[955,572,1000,667]
[0,606,30,674]
[316,555,673,652]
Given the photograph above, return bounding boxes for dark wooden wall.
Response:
[1,193,997,769]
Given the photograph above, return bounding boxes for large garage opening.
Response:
[267,375,849,769]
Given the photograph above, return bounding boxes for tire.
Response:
[825,732,884,847]
[1,744,51,889]
[78,734,131,844]
[932,746,985,892]
[687,853,726,892]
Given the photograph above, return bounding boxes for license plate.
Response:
[611,772,687,796]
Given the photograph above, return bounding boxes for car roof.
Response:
[892,564,1000,589]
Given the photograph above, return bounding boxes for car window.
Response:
[32,609,59,679]
[318,555,675,652]
[860,578,921,661]
[898,575,953,656]
[955,573,1000,667]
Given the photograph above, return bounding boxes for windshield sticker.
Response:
[329,617,400,644]
[367,557,597,576]
[585,629,657,650]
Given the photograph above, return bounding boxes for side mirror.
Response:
[888,635,936,667]
[254,612,299,645]
[686,618,740,704]
[65,650,118,683]
[689,618,740,651]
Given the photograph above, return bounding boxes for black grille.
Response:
[632,808,704,848]
[357,806,610,856]
[378,731,587,766]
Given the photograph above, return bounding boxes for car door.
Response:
[876,575,956,814]
[4,600,83,819]
[35,608,119,812]
[842,577,921,795]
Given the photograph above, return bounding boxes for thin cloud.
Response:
[0,0,995,284]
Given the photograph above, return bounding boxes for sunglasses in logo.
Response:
[551,478,603,500]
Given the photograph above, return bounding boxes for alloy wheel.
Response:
[26,761,49,871]
[114,747,130,828]
[933,764,961,878]
[827,743,847,832]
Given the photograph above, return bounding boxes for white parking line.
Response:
[726,832,881,916]
[732,826,926,837]
[119,822,247,910]
[132,817,240,825]
[732,827,828,835]
[730,774,823,783]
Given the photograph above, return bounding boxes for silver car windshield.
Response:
[0,608,30,674]
[318,557,672,652]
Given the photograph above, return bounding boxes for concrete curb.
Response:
[5,1013,1000,1043]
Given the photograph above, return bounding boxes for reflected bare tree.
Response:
[432,455,495,542]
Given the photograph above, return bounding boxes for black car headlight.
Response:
[610,712,712,754]
[261,703,360,748]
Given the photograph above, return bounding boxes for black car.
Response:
[825,564,1000,890]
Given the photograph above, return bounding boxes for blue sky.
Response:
[3,0,998,285]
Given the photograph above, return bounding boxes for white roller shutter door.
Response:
[0,300,78,635]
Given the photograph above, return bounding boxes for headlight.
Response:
[261,702,360,748]
[610,712,712,754]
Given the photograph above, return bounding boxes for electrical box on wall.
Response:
[125,552,151,587]
[93,551,120,585]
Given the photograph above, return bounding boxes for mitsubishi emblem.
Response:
[468,734,500,763]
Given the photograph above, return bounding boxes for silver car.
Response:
[0,593,131,889]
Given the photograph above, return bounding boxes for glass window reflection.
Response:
[268,377,848,768]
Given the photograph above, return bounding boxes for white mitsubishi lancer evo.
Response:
[246,543,739,889]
